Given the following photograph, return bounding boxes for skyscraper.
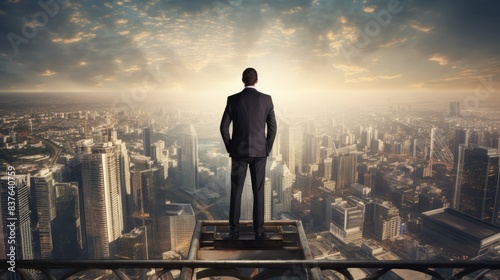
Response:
[52,182,82,259]
[142,126,153,157]
[0,174,34,260]
[80,143,124,259]
[332,153,357,190]
[449,101,461,117]
[113,139,132,231]
[455,146,500,225]
[454,128,470,170]
[280,118,304,174]
[264,178,272,221]
[271,163,293,215]
[322,158,333,180]
[304,133,319,165]
[31,168,56,259]
[280,120,296,175]
[180,124,199,194]
[152,140,165,163]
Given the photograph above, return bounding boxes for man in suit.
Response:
[220,67,277,239]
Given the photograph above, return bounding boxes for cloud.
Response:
[379,74,401,80]
[0,0,498,93]
[429,54,449,66]
[334,63,368,75]
[41,70,56,76]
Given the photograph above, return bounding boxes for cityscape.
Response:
[1,0,500,279]
[1,95,500,278]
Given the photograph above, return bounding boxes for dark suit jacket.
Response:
[220,87,277,158]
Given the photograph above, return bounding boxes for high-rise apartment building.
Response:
[80,143,124,259]
[0,174,34,260]
[31,169,56,259]
[180,124,199,194]
[455,146,500,225]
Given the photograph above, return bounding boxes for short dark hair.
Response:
[242,68,258,86]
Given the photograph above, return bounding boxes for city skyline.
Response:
[0,0,499,106]
[2,1,500,277]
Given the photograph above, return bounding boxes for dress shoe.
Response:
[255,232,266,239]
[225,231,239,240]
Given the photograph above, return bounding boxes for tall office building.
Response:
[470,131,485,147]
[455,146,500,225]
[311,197,327,226]
[327,197,364,245]
[142,126,153,157]
[80,143,124,259]
[271,163,293,215]
[361,127,372,147]
[293,122,304,174]
[53,182,82,259]
[157,203,195,257]
[410,138,419,158]
[304,133,319,165]
[0,174,34,260]
[332,153,357,190]
[449,101,461,117]
[152,140,165,163]
[31,169,56,259]
[180,124,199,194]
[280,120,296,175]
[139,167,163,215]
[321,158,333,180]
[454,128,470,170]
[113,140,132,231]
[264,178,272,221]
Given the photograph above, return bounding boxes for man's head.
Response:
[242,68,258,86]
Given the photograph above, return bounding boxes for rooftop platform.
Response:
[184,220,322,279]
[192,220,310,260]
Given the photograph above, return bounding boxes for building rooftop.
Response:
[159,203,194,216]
[422,208,500,241]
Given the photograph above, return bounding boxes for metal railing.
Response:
[1,259,500,280]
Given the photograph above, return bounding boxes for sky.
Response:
[0,0,499,105]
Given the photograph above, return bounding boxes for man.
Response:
[220,67,277,239]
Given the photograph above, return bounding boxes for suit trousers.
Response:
[229,157,267,234]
